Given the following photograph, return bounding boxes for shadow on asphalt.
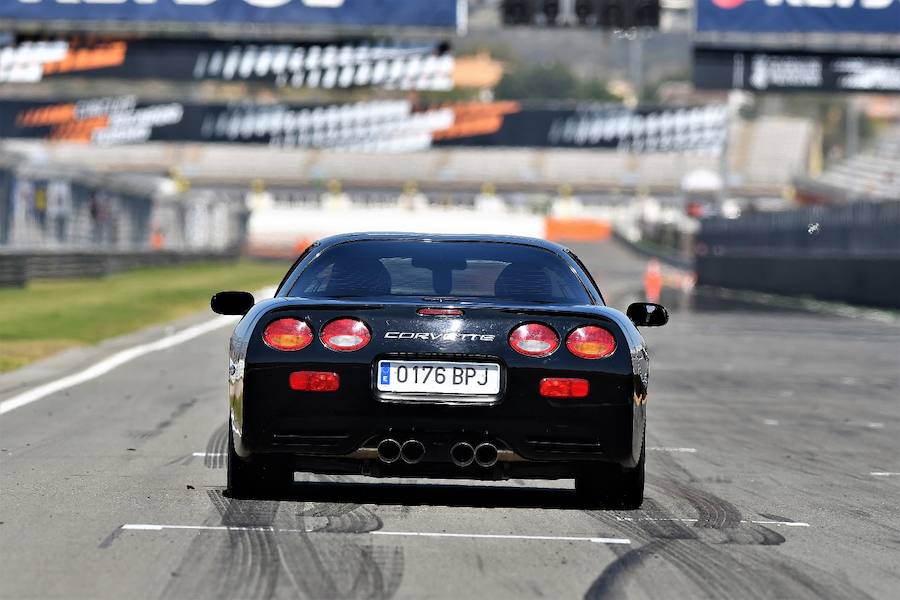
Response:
[227,480,588,510]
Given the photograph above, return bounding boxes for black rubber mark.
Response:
[204,422,229,469]
[132,398,198,440]
[584,539,665,599]
[162,487,403,600]
[758,512,794,522]
[98,526,122,549]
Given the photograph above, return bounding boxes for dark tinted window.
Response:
[287,240,592,305]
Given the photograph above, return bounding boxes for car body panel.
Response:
[225,233,653,479]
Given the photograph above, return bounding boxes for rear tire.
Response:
[227,425,291,499]
[575,433,645,510]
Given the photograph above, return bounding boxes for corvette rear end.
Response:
[212,233,667,508]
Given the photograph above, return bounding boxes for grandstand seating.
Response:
[796,126,900,203]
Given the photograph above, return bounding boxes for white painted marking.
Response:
[648,447,697,453]
[372,531,630,544]
[192,452,227,457]
[870,472,900,477]
[749,520,810,527]
[763,419,779,426]
[866,422,884,429]
[615,517,809,527]
[123,523,300,533]
[119,524,630,544]
[0,316,238,416]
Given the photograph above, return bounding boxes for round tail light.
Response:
[508,323,559,357]
[566,325,616,359]
[321,318,371,352]
[263,318,313,351]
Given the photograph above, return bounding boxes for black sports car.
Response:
[211,233,667,508]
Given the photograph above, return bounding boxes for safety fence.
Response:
[695,202,900,308]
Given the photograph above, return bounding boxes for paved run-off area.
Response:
[1,240,898,599]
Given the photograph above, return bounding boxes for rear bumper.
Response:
[232,363,645,473]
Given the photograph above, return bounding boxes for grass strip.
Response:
[0,260,289,373]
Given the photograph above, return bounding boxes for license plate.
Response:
[376,360,501,396]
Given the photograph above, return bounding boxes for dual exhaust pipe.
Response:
[376,439,499,468]
[377,438,425,465]
[451,442,498,468]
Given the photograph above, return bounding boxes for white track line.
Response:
[0,315,238,416]
[120,524,630,544]
[370,531,631,544]
[870,472,900,477]
[648,447,697,453]
[192,452,227,457]
[615,516,809,527]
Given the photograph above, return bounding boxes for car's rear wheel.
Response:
[227,425,291,499]
[575,433,645,509]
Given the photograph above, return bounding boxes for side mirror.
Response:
[626,302,668,327]
[211,291,255,316]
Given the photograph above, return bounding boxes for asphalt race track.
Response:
[1,240,898,599]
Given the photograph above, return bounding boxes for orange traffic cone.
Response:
[644,259,663,303]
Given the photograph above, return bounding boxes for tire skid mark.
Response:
[583,451,870,599]
[131,398,197,440]
[162,491,281,599]
[204,422,229,469]
[162,488,403,599]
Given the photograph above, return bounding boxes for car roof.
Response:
[314,232,571,255]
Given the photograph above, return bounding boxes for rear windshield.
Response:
[286,240,592,305]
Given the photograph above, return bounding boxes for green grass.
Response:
[0,260,289,373]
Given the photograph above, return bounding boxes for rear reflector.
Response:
[289,371,340,392]
[320,318,371,352]
[417,307,464,316]
[263,318,313,351]
[539,378,589,398]
[509,323,559,357]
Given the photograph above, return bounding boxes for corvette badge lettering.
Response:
[384,331,496,342]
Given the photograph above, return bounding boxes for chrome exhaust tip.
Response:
[474,443,498,467]
[450,442,475,467]
[377,438,401,464]
[400,439,426,464]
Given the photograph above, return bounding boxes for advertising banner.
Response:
[0,97,727,153]
[0,39,454,91]
[694,47,900,92]
[696,0,900,34]
[0,0,460,29]
[435,104,728,154]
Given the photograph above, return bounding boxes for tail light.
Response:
[321,318,371,352]
[289,371,340,392]
[540,378,589,398]
[263,318,313,351]
[566,325,616,359]
[508,323,559,357]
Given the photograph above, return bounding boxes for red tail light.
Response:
[320,318,371,352]
[263,318,313,351]
[566,326,616,359]
[508,323,559,357]
[540,378,590,398]
[289,371,340,392]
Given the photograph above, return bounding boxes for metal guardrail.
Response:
[0,250,239,288]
